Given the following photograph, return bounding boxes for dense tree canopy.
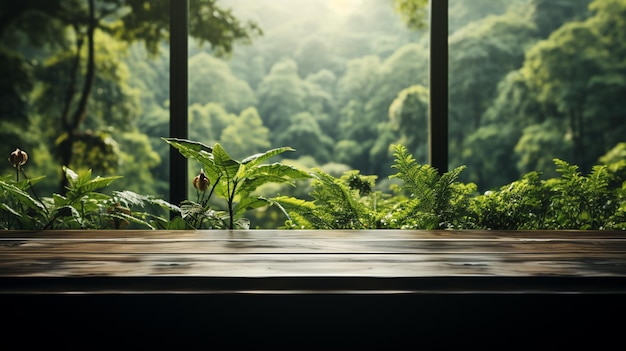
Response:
[2,0,625,229]
[0,0,261,194]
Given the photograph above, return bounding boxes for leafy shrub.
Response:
[274,145,478,229]
[163,138,311,229]
[2,143,625,231]
[470,171,548,230]
[274,145,626,230]
[273,169,388,229]
[1,165,173,230]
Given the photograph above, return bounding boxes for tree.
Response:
[514,119,573,178]
[528,0,592,38]
[29,29,142,193]
[294,36,332,78]
[380,43,429,97]
[449,0,525,34]
[274,112,334,164]
[188,52,257,113]
[1,0,261,193]
[462,71,541,190]
[470,0,626,186]
[219,107,271,160]
[335,55,384,153]
[448,12,539,171]
[520,3,624,173]
[0,48,32,161]
[392,0,429,30]
[188,102,234,146]
[388,85,429,165]
[256,59,308,135]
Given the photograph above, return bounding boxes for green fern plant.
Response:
[470,171,548,230]
[543,159,616,230]
[274,145,477,230]
[273,169,382,229]
[389,144,476,229]
[469,158,626,230]
[3,144,625,231]
[163,138,311,229]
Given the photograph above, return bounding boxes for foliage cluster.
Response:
[5,0,626,210]
[3,142,624,231]
[275,145,626,231]
[0,166,173,230]
[162,138,311,229]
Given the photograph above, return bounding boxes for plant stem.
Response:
[228,181,238,229]
[20,168,49,216]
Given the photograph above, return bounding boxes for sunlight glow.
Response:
[327,0,362,16]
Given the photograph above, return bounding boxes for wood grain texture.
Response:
[1,230,626,294]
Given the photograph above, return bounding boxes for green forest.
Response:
[1,0,625,229]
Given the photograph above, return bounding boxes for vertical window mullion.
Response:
[169,0,189,208]
[429,0,448,175]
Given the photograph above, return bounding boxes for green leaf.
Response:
[237,164,312,195]
[212,143,240,170]
[64,166,79,188]
[109,211,156,230]
[390,144,438,204]
[52,193,69,206]
[233,196,271,216]
[65,175,121,202]
[167,216,191,229]
[238,175,296,196]
[271,196,330,229]
[162,137,214,153]
[84,176,122,193]
[0,180,47,213]
[113,190,180,213]
[11,175,47,190]
[241,147,296,167]
[76,168,94,188]
[162,137,215,171]
[248,163,311,179]
[1,203,22,217]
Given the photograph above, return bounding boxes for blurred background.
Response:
[1,0,624,228]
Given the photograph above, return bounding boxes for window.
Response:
[170,0,438,220]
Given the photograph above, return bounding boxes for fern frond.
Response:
[309,169,370,229]
[390,144,438,208]
[433,165,466,213]
[271,196,331,229]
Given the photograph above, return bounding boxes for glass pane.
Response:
[448,0,623,192]
[0,1,171,226]
[185,0,430,228]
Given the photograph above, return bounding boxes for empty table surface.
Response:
[2,229,625,294]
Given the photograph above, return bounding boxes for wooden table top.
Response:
[2,229,626,294]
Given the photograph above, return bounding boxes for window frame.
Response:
[168,0,449,206]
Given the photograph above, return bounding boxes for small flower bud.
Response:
[8,148,28,168]
[192,169,210,192]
